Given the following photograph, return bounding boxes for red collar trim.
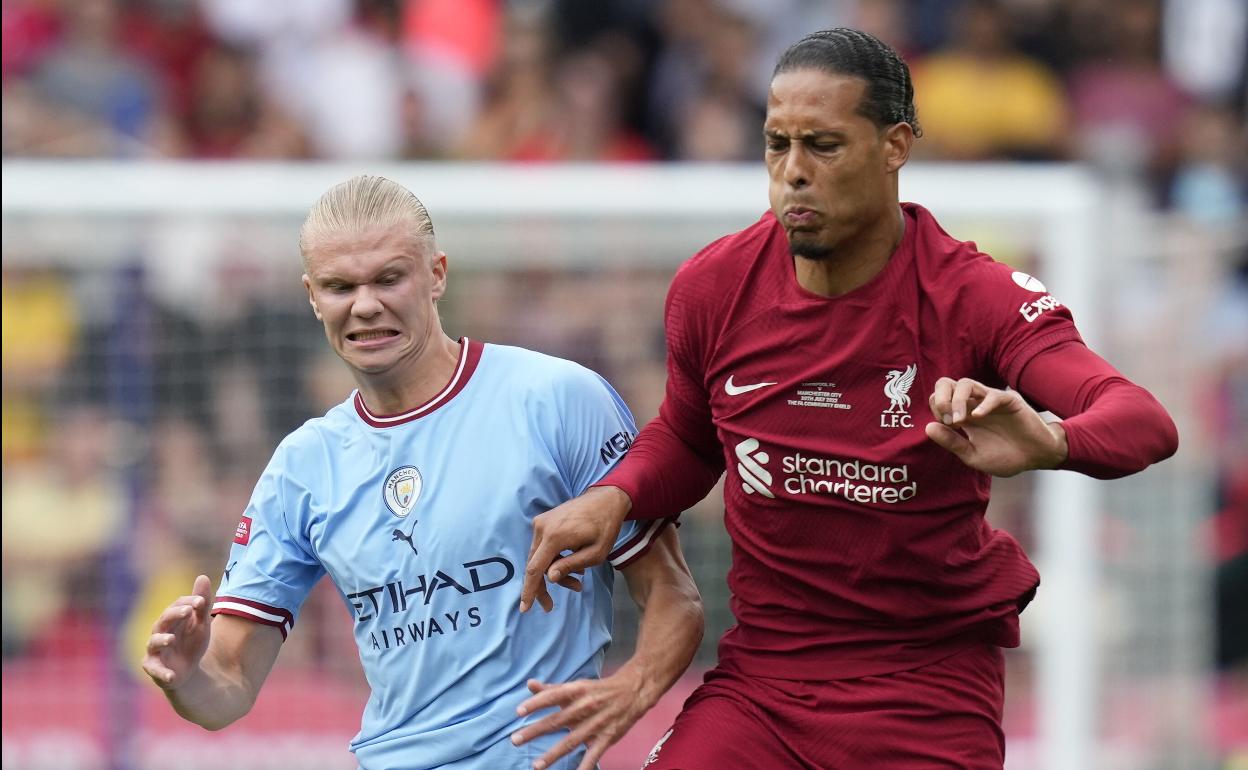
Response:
[353,338,482,428]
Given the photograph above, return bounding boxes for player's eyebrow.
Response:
[315,256,411,286]
[764,129,849,141]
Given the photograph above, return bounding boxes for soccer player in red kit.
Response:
[512,28,1179,770]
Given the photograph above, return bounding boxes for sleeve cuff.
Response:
[211,596,294,640]
[608,517,676,569]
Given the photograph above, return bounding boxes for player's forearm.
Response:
[1057,384,1178,478]
[163,648,260,730]
[1017,343,1178,479]
[621,569,704,711]
[601,416,723,520]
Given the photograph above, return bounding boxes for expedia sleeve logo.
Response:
[1011,271,1063,323]
[383,466,423,518]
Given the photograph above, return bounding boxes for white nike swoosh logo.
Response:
[725,375,778,396]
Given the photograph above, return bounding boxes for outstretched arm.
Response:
[511,526,703,770]
[141,575,284,730]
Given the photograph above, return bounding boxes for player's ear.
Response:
[302,274,323,320]
[430,250,448,302]
[882,122,914,174]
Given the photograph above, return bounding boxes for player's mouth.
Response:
[347,329,400,348]
[783,207,819,228]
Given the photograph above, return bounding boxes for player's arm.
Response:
[141,575,284,730]
[925,341,1177,477]
[520,409,722,612]
[511,526,703,770]
[521,270,724,612]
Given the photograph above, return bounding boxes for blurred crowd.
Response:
[2,0,1246,213]
[2,0,1246,766]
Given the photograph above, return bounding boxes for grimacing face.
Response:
[301,223,446,379]
[765,69,910,260]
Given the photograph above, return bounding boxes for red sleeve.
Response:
[1015,341,1179,479]
[593,260,725,520]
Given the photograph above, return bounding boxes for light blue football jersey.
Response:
[212,339,670,770]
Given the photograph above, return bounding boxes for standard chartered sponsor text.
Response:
[781,452,918,503]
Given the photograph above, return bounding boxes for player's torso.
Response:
[308,403,551,663]
[706,276,989,528]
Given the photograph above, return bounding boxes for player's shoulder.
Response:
[479,343,608,397]
[906,202,1043,294]
[674,211,781,286]
[271,396,359,461]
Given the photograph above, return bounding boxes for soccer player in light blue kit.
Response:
[141,175,704,770]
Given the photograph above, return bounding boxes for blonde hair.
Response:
[299,175,435,261]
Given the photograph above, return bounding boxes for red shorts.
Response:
[641,644,1005,770]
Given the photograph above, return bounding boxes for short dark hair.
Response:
[773,28,922,137]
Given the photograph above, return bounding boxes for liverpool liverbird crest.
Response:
[883,364,917,414]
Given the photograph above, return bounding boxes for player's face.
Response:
[301,223,447,378]
[764,69,910,260]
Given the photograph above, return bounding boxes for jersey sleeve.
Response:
[1016,341,1179,478]
[598,258,727,520]
[211,441,326,640]
[971,262,1086,386]
[547,364,674,569]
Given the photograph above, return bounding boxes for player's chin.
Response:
[339,349,398,375]
[787,232,835,261]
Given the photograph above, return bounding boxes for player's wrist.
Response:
[589,484,633,523]
[1041,421,1069,469]
[615,659,661,710]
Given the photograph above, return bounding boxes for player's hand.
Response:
[510,667,652,770]
[521,486,630,613]
[925,377,1068,476]
[141,575,215,691]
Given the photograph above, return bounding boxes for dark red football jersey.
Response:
[635,203,1087,680]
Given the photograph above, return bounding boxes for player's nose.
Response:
[351,286,383,317]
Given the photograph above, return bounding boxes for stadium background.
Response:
[1,1,1244,769]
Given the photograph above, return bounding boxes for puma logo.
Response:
[392,527,418,556]
[223,561,237,583]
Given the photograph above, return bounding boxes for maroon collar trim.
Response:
[353,338,482,428]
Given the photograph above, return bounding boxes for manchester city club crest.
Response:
[383,465,423,518]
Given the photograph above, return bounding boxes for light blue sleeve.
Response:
[211,440,327,639]
[549,364,673,569]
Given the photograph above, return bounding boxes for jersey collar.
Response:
[353,337,483,428]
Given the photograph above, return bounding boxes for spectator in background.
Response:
[3,407,124,656]
[13,0,171,156]
[1067,0,1191,187]
[1,266,79,464]
[649,0,766,160]
[911,0,1069,160]
[1169,102,1247,223]
[509,43,656,162]
[180,41,306,158]
[456,7,555,160]
[402,0,499,155]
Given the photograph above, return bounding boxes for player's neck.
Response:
[355,334,462,416]
[794,206,905,298]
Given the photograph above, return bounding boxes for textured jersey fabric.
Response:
[212,339,668,769]
[606,203,1165,680]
